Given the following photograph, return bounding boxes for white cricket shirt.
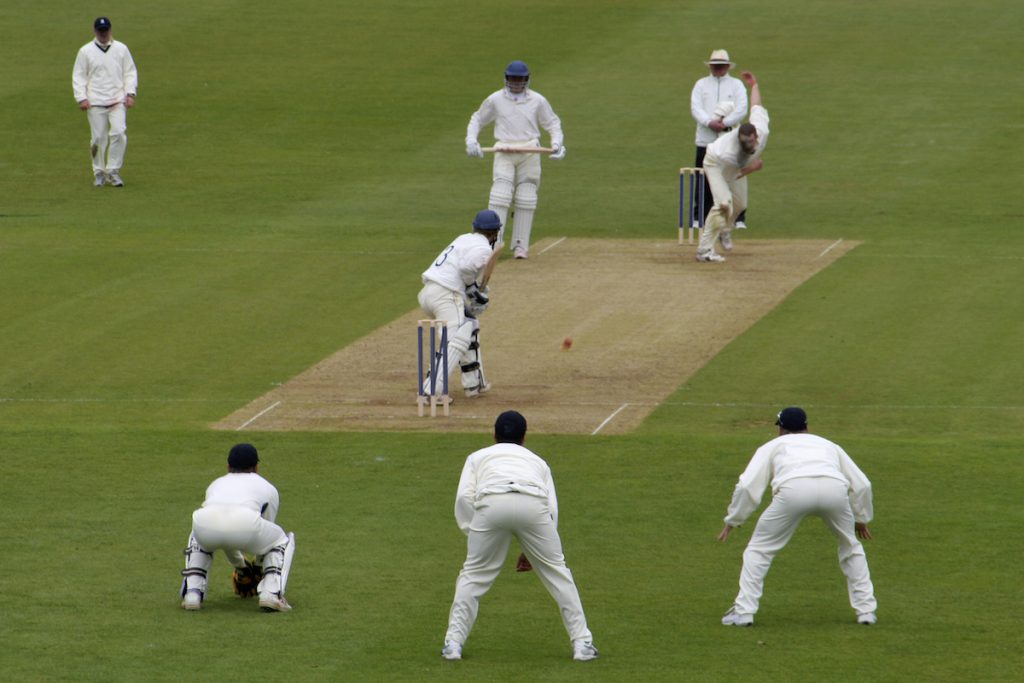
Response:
[421,232,494,292]
[202,472,281,522]
[467,88,563,147]
[454,442,559,533]
[704,105,770,171]
[691,74,749,146]
[724,433,873,527]
[72,39,138,105]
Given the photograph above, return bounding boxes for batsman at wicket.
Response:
[417,209,503,402]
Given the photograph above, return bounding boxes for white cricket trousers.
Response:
[445,492,593,646]
[86,104,127,173]
[734,476,877,616]
[489,146,542,246]
[192,505,288,564]
[697,154,747,253]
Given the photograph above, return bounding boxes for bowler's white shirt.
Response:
[705,105,770,171]
[73,40,138,105]
[467,89,564,147]
[203,472,280,522]
[454,442,559,533]
[691,74,749,146]
[422,232,494,292]
[724,433,873,527]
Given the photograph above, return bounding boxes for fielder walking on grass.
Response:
[418,209,502,398]
[718,407,878,626]
[466,61,565,259]
[72,17,138,188]
[180,444,296,613]
[695,71,768,263]
[441,411,598,661]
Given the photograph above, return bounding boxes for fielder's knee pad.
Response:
[180,535,214,596]
[513,181,538,210]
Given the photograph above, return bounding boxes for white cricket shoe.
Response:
[513,246,528,259]
[857,612,877,625]
[695,249,726,263]
[720,230,734,251]
[93,172,106,187]
[441,641,463,660]
[735,220,747,229]
[721,606,754,626]
[259,593,292,612]
[572,640,599,661]
[108,171,124,187]
[464,382,491,398]
[181,589,203,611]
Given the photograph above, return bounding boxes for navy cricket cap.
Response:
[775,406,808,432]
[94,17,112,30]
[228,443,260,469]
[494,410,528,443]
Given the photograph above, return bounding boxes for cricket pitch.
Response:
[214,237,856,435]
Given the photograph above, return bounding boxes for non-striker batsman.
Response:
[466,61,565,259]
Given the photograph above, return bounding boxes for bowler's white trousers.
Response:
[734,476,877,616]
[86,103,127,173]
[697,154,747,253]
[445,492,593,645]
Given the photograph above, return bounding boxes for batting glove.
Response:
[466,140,484,158]
[550,144,567,160]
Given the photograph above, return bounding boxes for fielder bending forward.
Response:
[466,61,565,259]
[418,209,502,398]
[718,407,878,626]
[180,444,296,612]
[441,411,598,661]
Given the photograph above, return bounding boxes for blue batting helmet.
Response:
[504,61,530,92]
[472,210,502,231]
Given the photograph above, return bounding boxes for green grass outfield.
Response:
[2,1,1022,680]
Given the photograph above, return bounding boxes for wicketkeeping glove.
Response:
[231,560,263,598]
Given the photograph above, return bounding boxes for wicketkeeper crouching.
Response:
[180,444,296,612]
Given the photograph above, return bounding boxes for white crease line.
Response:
[591,403,628,435]
[818,239,843,258]
[236,401,282,431]
[538,237,567,255]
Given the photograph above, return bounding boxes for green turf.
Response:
[2,0,1022,680]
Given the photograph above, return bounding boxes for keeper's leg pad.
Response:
[180,534,214,596]
[258,532,295,597]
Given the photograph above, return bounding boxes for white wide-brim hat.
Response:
[705,49,734,66]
